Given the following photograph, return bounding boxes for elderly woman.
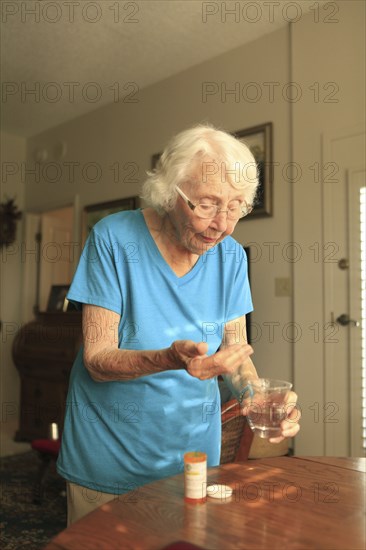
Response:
[57,124,300,524]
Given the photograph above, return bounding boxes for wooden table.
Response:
[45,457,365,550]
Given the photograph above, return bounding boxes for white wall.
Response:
[0,131,30,456]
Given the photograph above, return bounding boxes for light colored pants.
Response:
[66,481,118,526]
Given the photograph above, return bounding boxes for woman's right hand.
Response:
[168,340,253,380]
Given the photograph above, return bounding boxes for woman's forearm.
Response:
[84,345,177,382]
[82,304,178,381]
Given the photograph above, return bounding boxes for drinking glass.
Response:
[246,378,293,439]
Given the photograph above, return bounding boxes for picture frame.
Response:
[243,246,251,344]
[46,285,70,312]
[82,196,138,243]
[151,123,273,218]
[151,152,161,170]
[233,122,273,218]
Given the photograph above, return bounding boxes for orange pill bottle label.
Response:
[184,451,207,504]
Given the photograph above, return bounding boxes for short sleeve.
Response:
[67,228,123,315]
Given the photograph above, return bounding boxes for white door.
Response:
[39,206,74,311]
[21,213,42,322]
[21,197,81,321]
[348,168,365,456]
[323,127,365,456]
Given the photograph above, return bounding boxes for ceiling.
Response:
[1,0,321,138]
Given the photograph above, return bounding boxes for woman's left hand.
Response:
[241,390,301,443]
[268,390,301,443]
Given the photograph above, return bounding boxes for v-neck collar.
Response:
[138,209,206,286]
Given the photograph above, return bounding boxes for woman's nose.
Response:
[210,210,229,231]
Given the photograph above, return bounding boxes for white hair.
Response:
[141,124,259,215]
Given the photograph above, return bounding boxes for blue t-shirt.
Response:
[57,209,253,494]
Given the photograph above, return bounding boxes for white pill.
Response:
[207,484,233,499]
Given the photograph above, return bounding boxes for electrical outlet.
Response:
[275,277,292,297]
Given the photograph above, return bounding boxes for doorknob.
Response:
[336,314,360,327]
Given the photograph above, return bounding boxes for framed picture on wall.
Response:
[232,122,273,218]
[82,196,138,244]
[151,152,161,169]
[243,246,252,344]
[46,285,70,312]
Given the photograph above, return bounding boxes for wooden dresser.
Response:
[12,311,82,441]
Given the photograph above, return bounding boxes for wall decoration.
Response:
[0,197,22,247]
[233,122,273,218]
[46,285,70,312]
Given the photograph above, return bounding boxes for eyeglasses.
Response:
[175,186,252,220]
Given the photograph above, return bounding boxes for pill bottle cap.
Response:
[184,451,207,463]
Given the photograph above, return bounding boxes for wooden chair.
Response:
[31,438,61,504]
[220,399,254,464]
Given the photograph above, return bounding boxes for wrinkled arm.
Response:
[82,304,175,382]
[221,315,258,395]
[223,315,301,443]
[82,305,255,383]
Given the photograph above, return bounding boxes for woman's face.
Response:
[168,168,246,256]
